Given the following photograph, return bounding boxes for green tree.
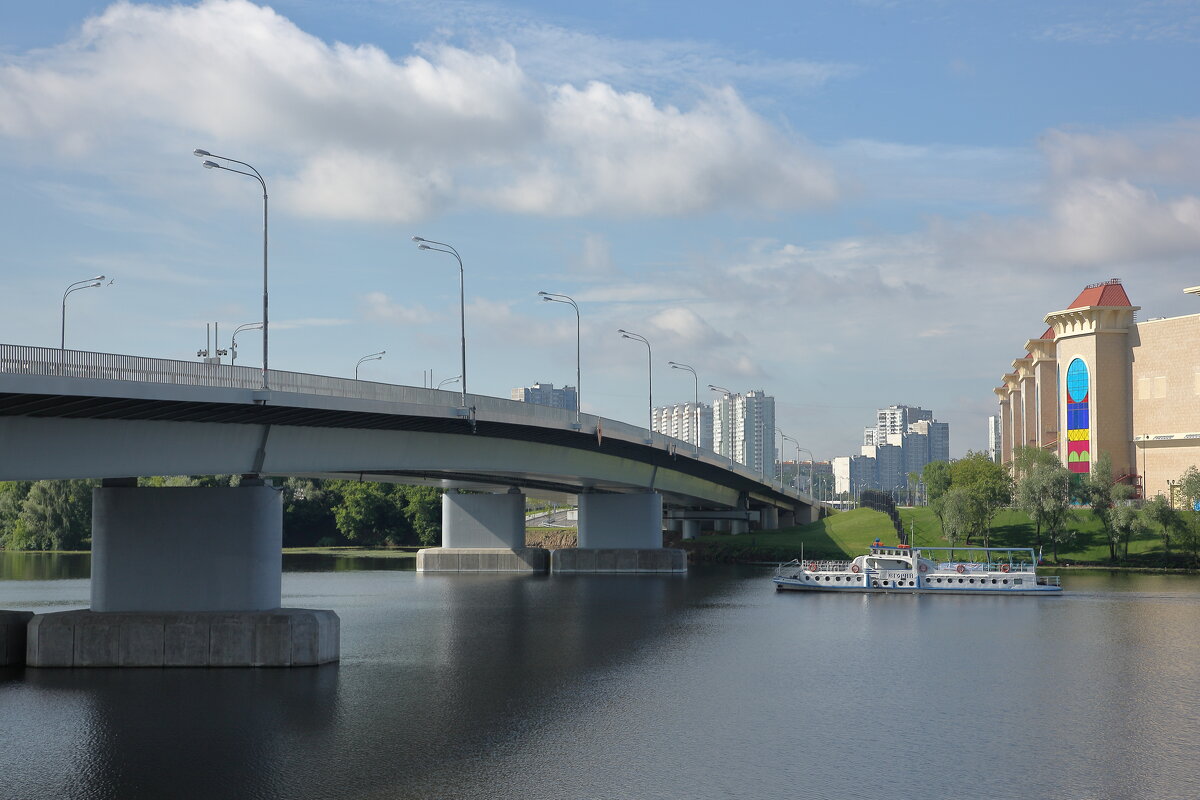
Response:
[1011,445,1059,481]
[1110,503,1148,560]
[939,486,973,557]
[15,480,95,550]
[1143,494,1180,555]
[948,451,1012,547]
[281,477,343,547]
[1080,452,1134,561]
[0,481,34,549]
[333,482,410,546]
[923,461,952,502]
[1015,461,1071,553]
[398,485,442,547]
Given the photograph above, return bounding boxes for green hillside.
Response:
[683,506,1181,566]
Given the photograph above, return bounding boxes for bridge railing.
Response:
[0,343,813,502]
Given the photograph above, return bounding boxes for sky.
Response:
[1,0,1198,461]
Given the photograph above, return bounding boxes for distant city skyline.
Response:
[1,1,1197,461]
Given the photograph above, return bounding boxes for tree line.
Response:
[921,447,1200,564]
[0,477,443,551]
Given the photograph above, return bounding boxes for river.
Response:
[2,555,1199,800]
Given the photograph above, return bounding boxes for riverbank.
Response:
[681,507,1200,572]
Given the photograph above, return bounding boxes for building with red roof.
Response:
[994,279,1200,504]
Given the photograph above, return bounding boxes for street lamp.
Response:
[355,350,386,380]
[539,291,581,425]
[618,329,653,435]
[229,322,263,367]
[668,361,700,452]
[709,385,735,466]
[60,275,106,349]
[413,236,466,407]
[194,148,269,390]
[437,375,461,390]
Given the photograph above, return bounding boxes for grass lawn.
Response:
[684,506,1181,566]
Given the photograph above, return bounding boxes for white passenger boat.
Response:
[773,542,1063,595]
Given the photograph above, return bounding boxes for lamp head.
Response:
[93,275,105,281]
[192,148,211,157]
[538,291,549,296]
[1185,285,1200,296]
[89,281,101,288]
[411,236,425,242]
[418,244,431,250]
[617,329,628,334]
[202,160,219,169]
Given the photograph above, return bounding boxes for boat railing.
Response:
[775,559,854,575]
[936,561,1036,573]
[1036,575,1062,587]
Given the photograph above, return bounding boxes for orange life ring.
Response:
[850,564,861,574]
[956,564,966,574]
[918,563,928,573]
[808,561,819,572]
[1000,563,1010,573]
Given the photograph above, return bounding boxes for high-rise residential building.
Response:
[712,390,776,477]
[834,454,877,495]
[510,382,578,410]
[652,402,713,449]
[987,415,1001,463]
[864,405,933,446]
[842,406,951,497]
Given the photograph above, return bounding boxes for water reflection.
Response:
[3,564,1200,799]
[0,552,91,580]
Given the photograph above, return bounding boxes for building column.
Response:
[551,492,685,573]
[26,483,339,668]
[418,488,548,572]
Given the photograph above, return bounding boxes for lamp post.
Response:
[413,237,466,407]
[618,329,653,435]
[775,428,791,486]
[668,361,700,451]
[229,322,263,367]
[61,275,105,349]
[709,385,735,466]
[355,350,386,380]
[539,291,581,426]
[437,375,461,390]
[194,148,269,390]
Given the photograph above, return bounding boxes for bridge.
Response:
[0,344,819,668]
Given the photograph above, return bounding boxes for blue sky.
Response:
[2,0,1198,460]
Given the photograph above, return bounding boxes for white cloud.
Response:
[939,121,1200,268]
[0,0,839,221]
[361,291,435,325]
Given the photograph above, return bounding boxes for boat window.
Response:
[1003,579,1008,585]
[1014,578,1023,585]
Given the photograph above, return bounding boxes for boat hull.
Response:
[773,577,1062,596]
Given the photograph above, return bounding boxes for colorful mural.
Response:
[1066,358,1090,473]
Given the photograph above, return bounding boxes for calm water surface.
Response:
[2,555,1199,800]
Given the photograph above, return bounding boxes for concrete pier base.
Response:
[25,608,339,668]
[418,489,546,572]
[25,483,340,668]
[550,548,687,573]
[417,547,548,572]
[1,610,33,666]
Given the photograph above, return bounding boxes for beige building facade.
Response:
[994,279,1200,501]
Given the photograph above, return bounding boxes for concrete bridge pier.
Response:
[417,489,548,572]
[760,507,780,530]
[681,520,701,540]
[25,481,339,668]
[551,492,686,573]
